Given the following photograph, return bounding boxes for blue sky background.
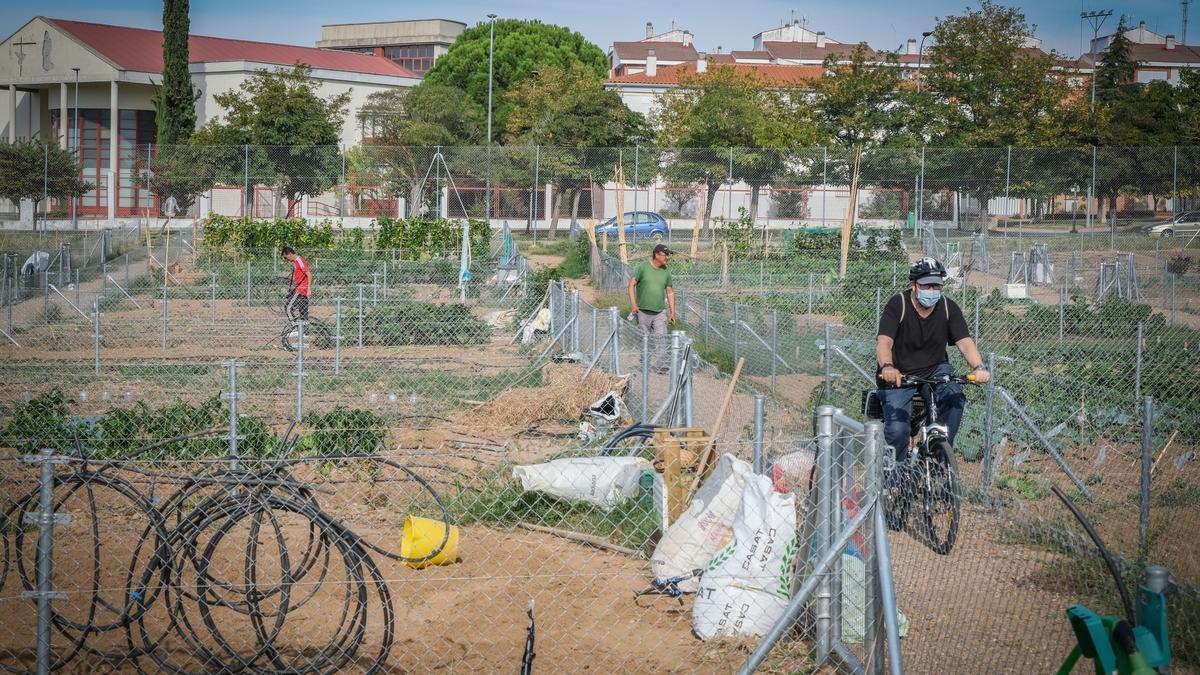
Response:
[0,0,1188,59]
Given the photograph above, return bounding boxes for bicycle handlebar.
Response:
[897,373,979,387]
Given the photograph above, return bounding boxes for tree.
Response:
[0,141,91,228]
[504,64,650,235]
[155,0,196,146]
[654,66,805,235]
[809,46,922,148]
[921,1,1098,228]
[1094,16,1138,108]
[423,19,607,139]
[192,65,350,215]
[353,84,484,216]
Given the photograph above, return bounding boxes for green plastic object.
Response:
[907,211,916,231]
[1060,602,1168,675]
[1138,583,1171,666]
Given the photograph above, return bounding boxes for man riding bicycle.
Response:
[875,258,990,463]
[281,245,310,321]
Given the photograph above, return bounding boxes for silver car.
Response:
[1147,211,1200,237]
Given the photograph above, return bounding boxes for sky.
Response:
[0,0,1189,59]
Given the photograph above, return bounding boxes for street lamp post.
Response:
[1081,10,1114,111]
[485,14,497,224]
[71,67,80,229]
[915,31,933,93]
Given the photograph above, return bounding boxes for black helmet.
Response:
[908,257,947,284]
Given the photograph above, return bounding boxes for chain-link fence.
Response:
[8,143,1200,239]
[593,240,1200,671]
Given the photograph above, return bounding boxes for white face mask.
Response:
[916,288,942,308]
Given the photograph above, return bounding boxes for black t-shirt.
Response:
[877,290,970,379]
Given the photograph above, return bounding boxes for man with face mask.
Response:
[875,257,990,463]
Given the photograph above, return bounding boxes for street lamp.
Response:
[916,31,933,93]
[1070,184,1080,234]
[485,14,497,223]
[71,67,80,229]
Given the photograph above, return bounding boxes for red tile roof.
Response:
[706,53,735,63]
[730,50,772,61]
[610,41,699,62]
[763,41,876,61]
[1128,43,1200,64]
[46,18,413,77]
[607,62,822,86]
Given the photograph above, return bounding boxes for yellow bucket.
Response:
[401,516,460,568]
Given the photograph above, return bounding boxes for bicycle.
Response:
[281,291,334,352]
[866,372,976,555]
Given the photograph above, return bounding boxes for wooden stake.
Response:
[839,146,863,278]
[1150,430,1179,478]
[691,186,704,258]
[689,357,746,496]
[721,241,730,288]
[615,165,629,264]
[518,522,639,556]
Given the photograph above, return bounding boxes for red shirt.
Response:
[291,255,310,296]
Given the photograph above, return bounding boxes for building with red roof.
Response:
[0,16,418,219]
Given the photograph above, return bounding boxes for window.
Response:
[1137,69,1168,83]
[382,44,436,75]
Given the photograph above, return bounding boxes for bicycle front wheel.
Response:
[922,440,961,555]
[281,319,332,352]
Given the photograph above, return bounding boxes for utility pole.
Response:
[485,14,497,224]
[1082,9,1114,111]
[1185,0,1192,45]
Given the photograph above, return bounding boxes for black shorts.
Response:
[287,293,309,321]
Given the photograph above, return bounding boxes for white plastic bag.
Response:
[650,454,753,593]
[693,474,798,641]
[513,457,650,510]
[840,553,909,642]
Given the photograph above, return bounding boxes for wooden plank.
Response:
[688,357,746,496]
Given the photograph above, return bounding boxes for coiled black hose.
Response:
[1,439,453,673]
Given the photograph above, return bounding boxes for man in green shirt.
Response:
[628,244,676,373]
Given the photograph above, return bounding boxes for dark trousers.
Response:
[877,362,966,463]
[286,292,309,321]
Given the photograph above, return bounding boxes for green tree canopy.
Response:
[0,141,91,219]
[808,46,922,148]
[504,63,649,146]
[192,65,350,209]
[653,65,807,233]
[1094,16,1138,107]
[422,19,607,140]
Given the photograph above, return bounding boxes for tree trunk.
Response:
[702,180,720,236]
[749,184,763,246]
[570,187,583,232]
[408,181,423,219]
[548,187,564,238]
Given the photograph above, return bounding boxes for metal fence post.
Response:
[244,143,250,217]
[863,420,885,675]
[123,253,129,289]
[752,395,765,474]
[733,302,741,366]
[641,332,650,420]
[74,269,80,308]
[1059,280,1066,342]
[814,406,835,662]
[210,272,217,323]
[807,272,814,316]
[771,309,779,395]
[93,296,101,375]
[221,360,243,470]
[1134,322,1143,407]
[683,338,694,427]
[1140,396,1153,560]
[982,352,997,486]
[22,448,68,675]
[609,306,621,374]
[357,283,365,347]
[245,260,251,304]
[571,289,581,355]
[823,323,833,400]
[875,287,881,328]
[591,304,598,358]
[669,331,683,425]
[334,297,343,374]
[372,272,379,306]
[161,283,168,349]
[704,297,710,344]
[296,320,305,420]
[974,293,981,342]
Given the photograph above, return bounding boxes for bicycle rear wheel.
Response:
[921,440,961,555]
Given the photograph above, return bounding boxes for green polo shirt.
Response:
[633,261,672,312]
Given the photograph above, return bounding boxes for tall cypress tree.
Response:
[1095,16,1139,106]
[156,0,196,146]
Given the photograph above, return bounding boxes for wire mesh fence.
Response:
[8,143,1200,240]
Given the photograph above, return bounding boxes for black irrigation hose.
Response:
[598,422,659,457]
[1050,484,1137,626]
[0,439,454,673]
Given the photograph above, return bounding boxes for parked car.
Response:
[595,211,669,241]
[1146,211,1200,237]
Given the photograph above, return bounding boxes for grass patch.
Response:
[444,467,659,553]
[115,364,214,382]
[1154,478,1200,508]
[994,474,1050,501]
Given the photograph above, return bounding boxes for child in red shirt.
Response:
[281,245,310,321]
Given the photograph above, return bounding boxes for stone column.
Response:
[7,84,15,142]
[58,82,67,149]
